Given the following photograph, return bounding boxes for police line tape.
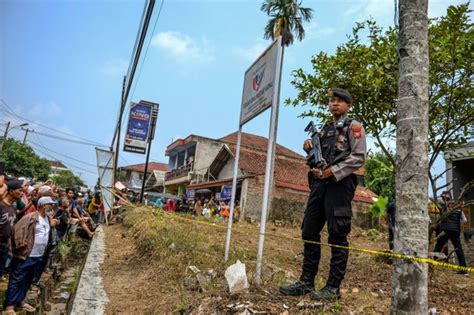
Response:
[158,209,474,274]
[99,186,473,274]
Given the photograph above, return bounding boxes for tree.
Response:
[286,3,473,199]
[365,151,395,201]
[261,0,313,46]
[0,138,50,180]
[392,0,430,313]
[52,170,85,188]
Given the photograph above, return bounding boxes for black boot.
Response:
[279,274,314,296]
[310,286,341,301]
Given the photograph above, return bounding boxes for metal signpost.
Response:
[224,37,283,285]
[139,102,159,203]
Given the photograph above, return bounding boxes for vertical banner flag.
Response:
[95,148,114,216]
[124,101,153,154]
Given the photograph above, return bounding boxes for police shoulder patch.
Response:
[351,122,362,139]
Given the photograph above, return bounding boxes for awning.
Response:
[186,178,234,190]
[115,181,126,190]
[186,175,255,190]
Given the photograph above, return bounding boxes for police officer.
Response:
[280,88,366,300]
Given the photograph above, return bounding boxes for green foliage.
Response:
[53,169,85,188]
[368,195,388,221]
[0,138,51,180]
[261,0,313,46]
[365,151,395,200]
[286,3,473,192]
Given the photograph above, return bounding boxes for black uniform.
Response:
[279,88,366,299]
[301,117,366,288]
[434,200,467,269]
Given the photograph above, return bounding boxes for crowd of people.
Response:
[146,194,240,221]
[0,161,104,314]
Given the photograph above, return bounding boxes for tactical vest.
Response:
[320,118,353,165]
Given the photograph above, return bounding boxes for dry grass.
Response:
[101,206,473,314]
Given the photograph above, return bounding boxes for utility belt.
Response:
[307,170,334,188]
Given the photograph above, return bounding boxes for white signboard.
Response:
[240,38,281,126]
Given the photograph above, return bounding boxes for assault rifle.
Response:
[304,121,325,176]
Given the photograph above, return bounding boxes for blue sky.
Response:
[0,0,467,186]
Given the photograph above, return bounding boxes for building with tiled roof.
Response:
[48,160,68,177]
[118,162,168,192]
[171,131,377,222]
[120,162,168,173]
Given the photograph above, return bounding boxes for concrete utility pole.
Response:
[392,0,430,314]
[111,0,156,185]
[22,127,34,144]
[3,121,10,138]
[0,122,28,153]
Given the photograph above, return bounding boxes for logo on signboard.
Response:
[252,68,265,91]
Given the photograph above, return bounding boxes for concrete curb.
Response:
[70,226,108,315]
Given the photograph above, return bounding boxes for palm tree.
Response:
[261,0,313,46]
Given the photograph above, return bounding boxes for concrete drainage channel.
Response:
[0,227,106,314]
[24,226,106,315]
[69,226,108,315]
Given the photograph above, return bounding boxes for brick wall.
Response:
[240,175,373,226]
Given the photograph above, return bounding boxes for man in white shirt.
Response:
[4,196,59,314]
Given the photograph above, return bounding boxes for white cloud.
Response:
[305,22,337,40]
[151,31,214,65]
[343,0,467,23]
[232,42,268,62]
[99,58,128,77]
[28,101,61,118]
[343,0,394,23]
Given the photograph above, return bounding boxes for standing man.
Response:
[0,162,8,200]
[0,180,23,279]
[4,196,59,313]
[434,191,467,274]
[280,88,366,300]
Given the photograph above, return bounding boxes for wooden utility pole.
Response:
[392,0,430,314]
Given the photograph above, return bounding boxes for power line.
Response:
[28,139,97,168]
[29,129,106,147]
[121,0,165,153]
[111,0,157,148]
[130,0,165,101]
[0,130,96,177]
[0,99,108,147]
[30,144,97,175]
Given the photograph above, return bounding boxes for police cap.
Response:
[328,88,353,104]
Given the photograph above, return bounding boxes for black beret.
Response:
[328,88,353,104]
[7,180,23,190]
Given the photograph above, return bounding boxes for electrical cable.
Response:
[130,0,165,101]
[119,0,165,156]
[0,99,108,147]
[28,139,98,168]
[111,0,156,148]
[28,143,97,175]
[28,129,107,147]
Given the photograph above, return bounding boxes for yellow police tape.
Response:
[158,210,474,274]
[100,186,473,274]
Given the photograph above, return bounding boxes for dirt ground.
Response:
[101,208,473,314]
